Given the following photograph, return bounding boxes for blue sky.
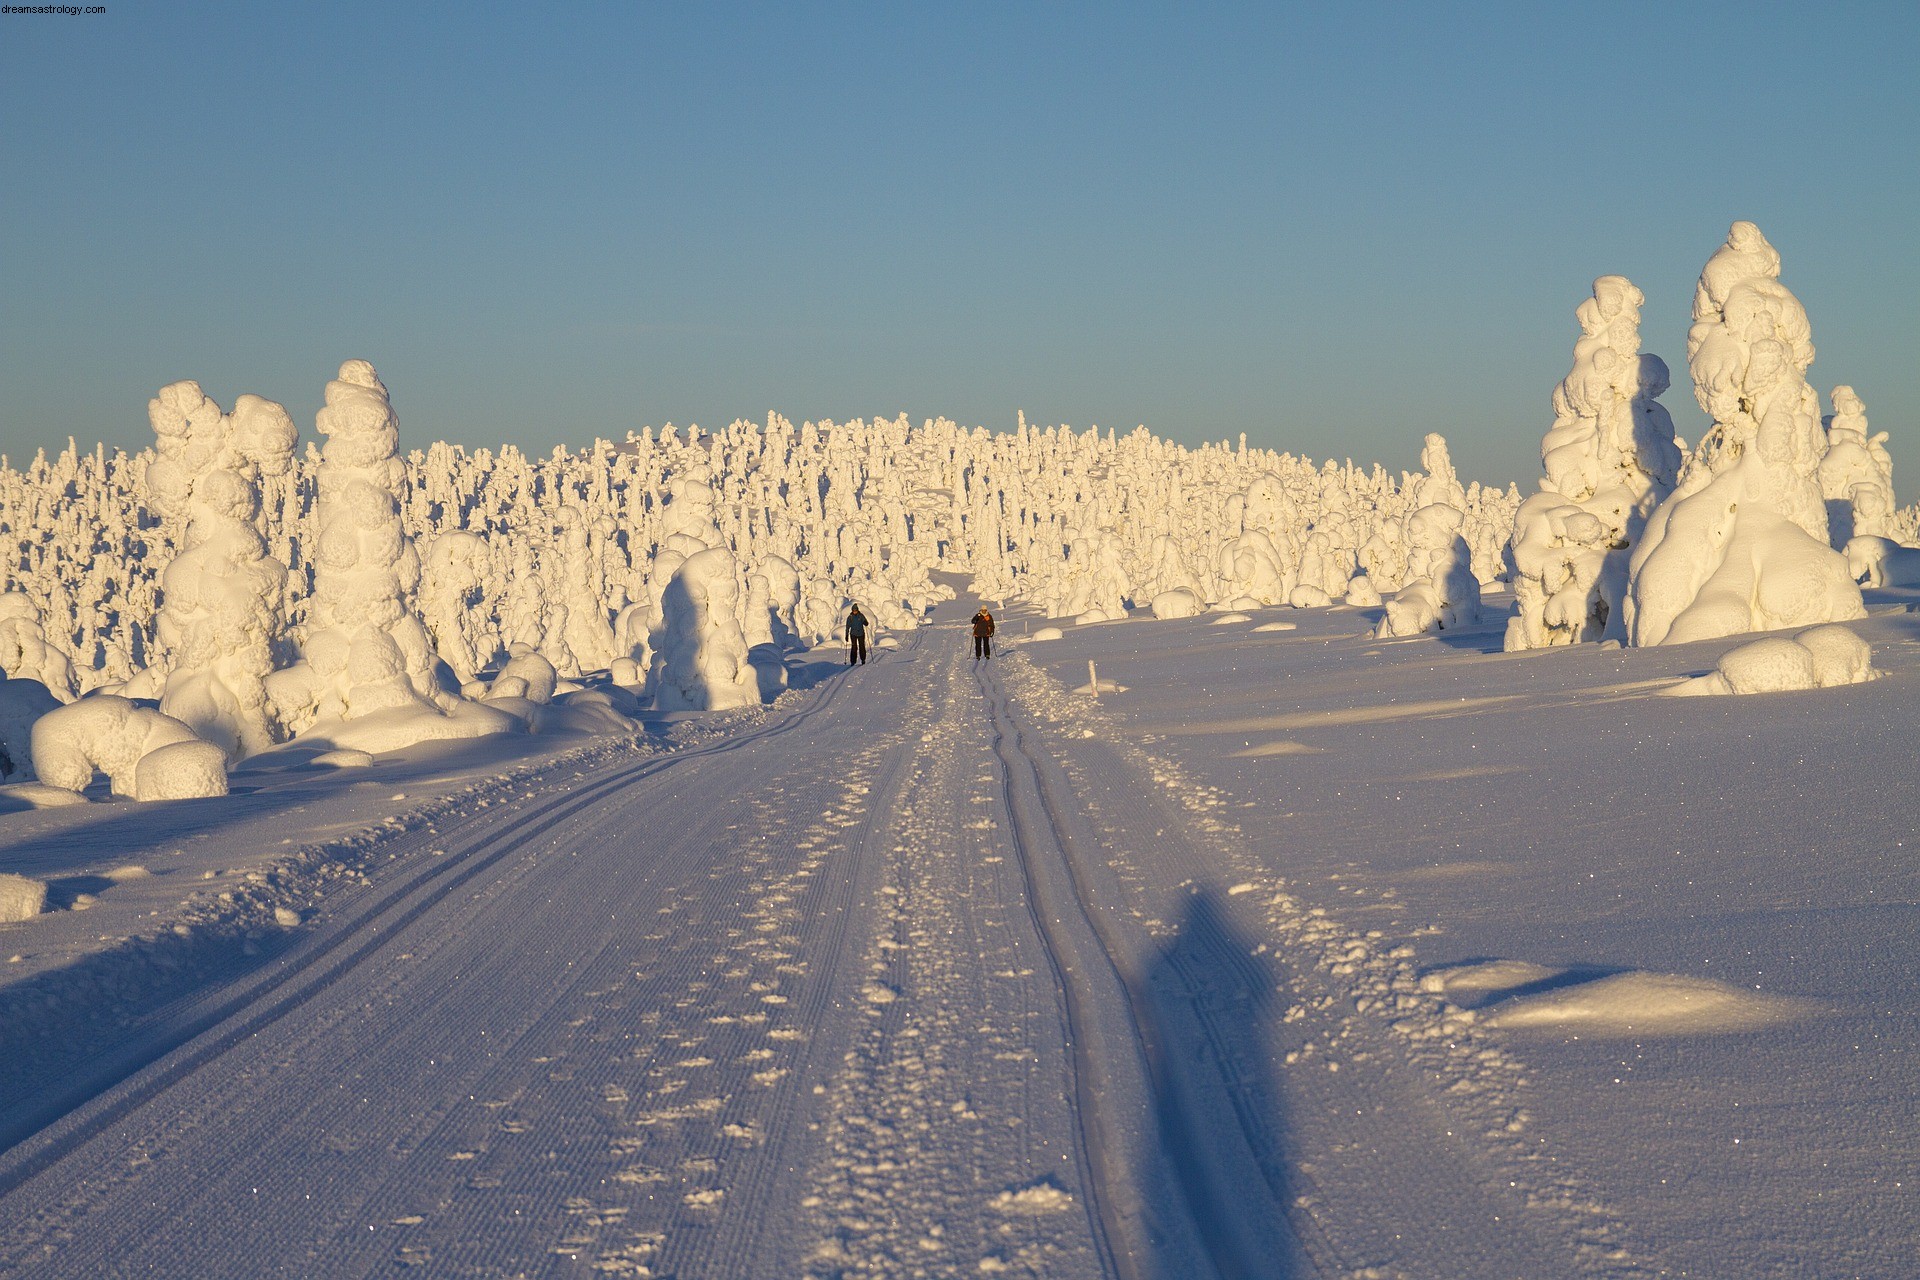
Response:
[3,1,1915,491]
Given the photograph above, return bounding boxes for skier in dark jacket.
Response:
[971,607,995,660]
[845,605,869,665]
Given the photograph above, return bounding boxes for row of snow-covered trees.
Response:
[0,219,1908,796]
[1505,221,1912,652]
[0,368,1520,787]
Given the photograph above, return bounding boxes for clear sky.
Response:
[3,1,1915,492]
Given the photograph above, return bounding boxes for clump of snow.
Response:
[1667,623,1878,696]
[1209,612,1252,625]
[1150,588,1203,620]
[987,1178,1074,1215]
[1027,627,1064,643]
[133,738,231,801]
[1506,276,1681,650]
[1251,621,1297,633]
[29,695,212,797]
[0,872,48,923]
[1625,223,1865,645]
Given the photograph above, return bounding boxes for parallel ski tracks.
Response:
[0,659,864,1205]
[975,658,1303,1280]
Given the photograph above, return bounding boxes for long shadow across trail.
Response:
[1139,887,1303,1279]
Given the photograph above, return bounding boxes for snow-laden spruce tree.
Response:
[1624,223,1864,646]
[1819,385,1893,545]
[418,530,492,683]
[649,548,760,711]
[1506,277,1681,649]
[1376,503,1481,636]
[144,382,297,759]
[267,361,514,746]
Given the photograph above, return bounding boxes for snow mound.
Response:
[0,782,89,810]
[1072,678,1129,695]
[1210,612,1253,625]
[1251,621,1297,633]
[1150,588,1203,619]
[0,872,48,922]
[310,748,374,768]
[1420,959,1564,998]
[1666,624,1877,696]
[1480,970,1816,1036]
[133,739,230,801]
[1028,627,1064,643]
[297,700,524,755]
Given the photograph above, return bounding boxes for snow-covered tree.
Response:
[1506,277,1681,649]
[1624,223,1864,646]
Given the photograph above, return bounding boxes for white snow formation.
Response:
[1624,223,1866,646]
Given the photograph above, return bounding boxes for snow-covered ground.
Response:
[4,585,1914,1277]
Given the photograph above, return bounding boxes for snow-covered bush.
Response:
[1377,504,1481,637]
[0,671,59,782]
[29,695,214,797]
[1625,223,1864,646]
[0,592,75,701]
[1151,588,1203,619]
[1844,535,1920,588]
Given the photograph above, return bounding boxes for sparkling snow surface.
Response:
[2,587,1917,1278]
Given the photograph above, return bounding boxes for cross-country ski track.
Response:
[3,593,1724,1279]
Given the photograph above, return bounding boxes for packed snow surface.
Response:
[2,585,1916,1279]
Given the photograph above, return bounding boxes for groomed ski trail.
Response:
[0,593,1653,1279]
